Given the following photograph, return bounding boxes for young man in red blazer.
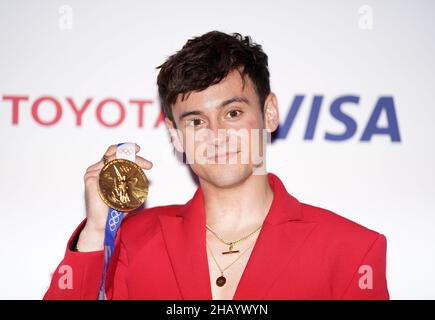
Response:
[44,31,389,300]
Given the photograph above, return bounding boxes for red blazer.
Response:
[44,172,389,300]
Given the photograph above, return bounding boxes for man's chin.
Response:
[195,164,254,189]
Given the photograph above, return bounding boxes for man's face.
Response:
[165,69,278,188]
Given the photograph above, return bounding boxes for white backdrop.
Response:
[1,0,434,299]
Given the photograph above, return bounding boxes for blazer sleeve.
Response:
[43,218,131,300]
[340,234,390,300]
[43,218,104,299]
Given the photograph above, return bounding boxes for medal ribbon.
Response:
[97,208,124,300]
[97,142,135,300]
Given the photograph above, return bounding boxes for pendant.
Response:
[222,242,240,255]
[216,275,226,287]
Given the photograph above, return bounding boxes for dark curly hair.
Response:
[156,30,271,127]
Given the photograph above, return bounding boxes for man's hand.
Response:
[77,144,153,252]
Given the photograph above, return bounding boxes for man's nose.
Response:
[208,121,228,145]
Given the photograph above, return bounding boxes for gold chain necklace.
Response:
[206,240,256,287]
[205,223,262,255]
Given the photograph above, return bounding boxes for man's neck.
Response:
[200,172,274,234]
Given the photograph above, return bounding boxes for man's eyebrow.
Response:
[178,96,249,121]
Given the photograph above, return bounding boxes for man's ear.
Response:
[263,92,279,133]
[164,117,184,152]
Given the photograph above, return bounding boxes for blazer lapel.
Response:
[158,187,213,300]
[233,174,317,299]
[232,221,317,299]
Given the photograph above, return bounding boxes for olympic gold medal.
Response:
[98,158,149,212]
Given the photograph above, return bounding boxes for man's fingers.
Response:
[83,170,99,182]
[103,145,117,157]
[86,161,104,172]
[136,156,153,169]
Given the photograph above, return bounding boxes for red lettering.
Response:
[154,110,165,128]
[3,95,160,128]
[129,99,153,128]
[66,97,92,126]
[95,98,125,128]
[3,95,29,125]
[31,96,62,126]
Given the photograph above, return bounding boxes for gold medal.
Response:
[98,158,149,212]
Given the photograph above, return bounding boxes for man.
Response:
[44,31,389,300]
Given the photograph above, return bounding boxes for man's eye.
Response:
[226,110,243,119]
[187,118,204,127]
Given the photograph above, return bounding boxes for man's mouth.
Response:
[207,150,240,163]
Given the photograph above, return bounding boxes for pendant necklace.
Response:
[206,240,256,287]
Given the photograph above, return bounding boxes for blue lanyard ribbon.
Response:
[97,208,124,299]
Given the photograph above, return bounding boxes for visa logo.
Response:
[274,95,401,142]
